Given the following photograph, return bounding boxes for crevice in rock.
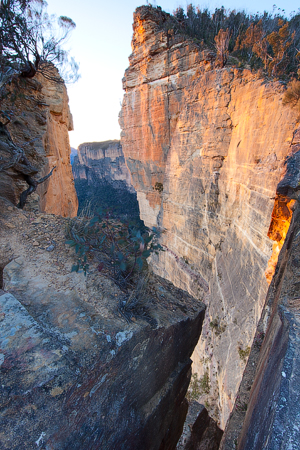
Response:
[0,266,3,289]
[265,126,300,283]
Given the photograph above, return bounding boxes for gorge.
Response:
[72,140,139,218]
[1,3,300,450]
[119,4,300,444]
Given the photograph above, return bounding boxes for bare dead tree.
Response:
[0,0,78,208]
[0,121,56,208]
[214,28,231,68]
[0,0,79,84]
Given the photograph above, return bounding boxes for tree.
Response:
[237,20,269,69]
[214,28,230,67]
[0,0,79,208]
[267,20,295,76]
[0,0,79,85]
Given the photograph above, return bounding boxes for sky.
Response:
[46,0,299,149]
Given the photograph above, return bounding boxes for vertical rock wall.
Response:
[1,73,78,217]
[72,140,140,217]
[220,157,300,449]
[120,6,300,427]
[73,140,134,191]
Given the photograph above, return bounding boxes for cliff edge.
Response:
[0,73,78,217]
[120,5,300,427]
[0,198,204,449]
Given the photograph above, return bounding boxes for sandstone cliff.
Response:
[0,198,204,449]
[0,74,78,217]
[72,140,140,218]
[220,160,300,449]
[120,5,300,427]
[73,140,134,191]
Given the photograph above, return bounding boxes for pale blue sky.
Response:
[46,0,299,148]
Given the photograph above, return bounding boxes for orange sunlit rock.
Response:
[265,196,296,283]
[120,5,300,428]
[3,71,78,217]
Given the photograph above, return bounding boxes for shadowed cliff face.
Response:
[0,74,78,217]
[120,5,300,427]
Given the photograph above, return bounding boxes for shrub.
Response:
[283,80,300,112]
[238,345,251,363]
[209,317,226,335]
[186,370,210,401]
[199,370,210,394]
[66,208,163,286]
[235,394,248,412]
[253,331,265,350]
[156,4,300,79]
[154,182,163,193]
[186,373,201,401]
[117,274,157,326]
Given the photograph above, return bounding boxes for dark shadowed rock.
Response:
[220,204,300,450]
[177,401,223,450]
[0,201,205,450]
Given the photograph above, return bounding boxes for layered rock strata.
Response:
[220,159,300,449]
[120,5,300,427]
[0,73,78,217]
[0,199,205,449]
[72,140,139,216]
[73,140,134,191]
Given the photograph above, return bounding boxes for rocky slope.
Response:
[0,197,205,449]
[0,73,78,217]
[120,5,300,427]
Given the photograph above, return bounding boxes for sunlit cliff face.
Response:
[265,196,296,283]
[120,5,300,428]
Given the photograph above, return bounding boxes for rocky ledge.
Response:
[0,198,205,449]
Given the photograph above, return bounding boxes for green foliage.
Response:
[155,4,300,79]
[199,370,210,394]
[154,182,163,193]
[186,370,210,401]
[186,373,201,401]
[66,208,164,286]
[209,317,226,335]
[238,345,251,363]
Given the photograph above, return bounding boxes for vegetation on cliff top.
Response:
[154,4,300,79]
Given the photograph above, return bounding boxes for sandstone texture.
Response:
[0,198,205,449]
[72,140,140,217]
[219,149,300,449]
[221,195,300,449]
[0,73,78,217]
[177,401,223,450]
[73,140,134,192]
[120,5,300,427]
